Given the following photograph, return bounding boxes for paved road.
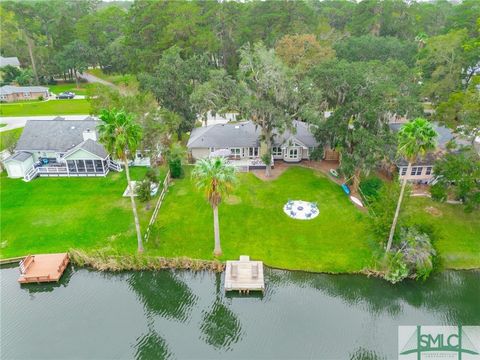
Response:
[0,115,93,132]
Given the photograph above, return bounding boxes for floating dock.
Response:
[225,255,265,293]
[18,253,69,284]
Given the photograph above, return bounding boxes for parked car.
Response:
[56,91,75,99]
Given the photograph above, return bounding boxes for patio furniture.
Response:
[283,200,320,220]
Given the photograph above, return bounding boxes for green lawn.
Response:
[49,82,92,96]
[87,69,138,92]
[0,128,23,151]
[154,166,373,272]
[0,167,163,258]
[0,99,91,116]
[405,198,480,270]
[1,165,478,273]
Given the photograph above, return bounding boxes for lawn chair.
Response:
[290,211,296,217]
[306,213,312,218]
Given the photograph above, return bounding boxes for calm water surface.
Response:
[1,266,479,359]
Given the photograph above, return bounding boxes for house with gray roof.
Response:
[187,120,318,169]
[3,117,122,181]
[389,121,470,183]
[0,85,49,102]
[0,55,20,68]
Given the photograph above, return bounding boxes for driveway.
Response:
[0,115,93,132]
[79,72,115,88]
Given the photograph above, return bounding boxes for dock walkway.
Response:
[225,255,265,293]
[18,253,69,284]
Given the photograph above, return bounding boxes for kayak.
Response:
[350,196,364,207]
[341,183,350,195]
[329,169,339,178]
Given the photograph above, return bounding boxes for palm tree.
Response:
[192,157,236,257]
[386,118,437,252]
[97,109,144,253]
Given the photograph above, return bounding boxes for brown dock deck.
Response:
[18,253,69,284]
[225,255,265,293]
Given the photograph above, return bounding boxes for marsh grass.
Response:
[69,248,225,272]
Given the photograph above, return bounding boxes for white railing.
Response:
[108,159,122,172]
[24,166,39,182]
[37,166,68,174]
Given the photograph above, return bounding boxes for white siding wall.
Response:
[64,148,102,161]
[398,164,434,182]
[191,148,211,159]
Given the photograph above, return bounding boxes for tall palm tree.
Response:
[386,118,437,252]
[192,157,236,257]
[97,109,144,253]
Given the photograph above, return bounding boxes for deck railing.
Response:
[108,159,122,172]
[24,166,39,182]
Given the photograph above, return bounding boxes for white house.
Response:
[3,117,122,181]
[389,122,471,183]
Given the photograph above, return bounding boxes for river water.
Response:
[1,266,479,359]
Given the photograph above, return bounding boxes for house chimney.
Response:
[82,128,97,142]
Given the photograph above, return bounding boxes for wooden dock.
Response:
[225,255,265,293]
[18,253,69,284]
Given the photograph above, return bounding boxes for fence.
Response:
[144,170,171,242]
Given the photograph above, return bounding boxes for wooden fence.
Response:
[144,170,171,242]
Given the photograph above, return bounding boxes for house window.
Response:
[272,147,282,156]
[94,160,103,172]
[23,92,31,97]
[76,160,86,172]
[85,160,95,172]
[425,167,432,175]
[209,147,215,153]
[0,95,6,100]
[230,148,241,159]
[411,166,423,176]
[67,160,76,172]
[401,167,407,176]
[288,148,298,159]
[248,147,259,157]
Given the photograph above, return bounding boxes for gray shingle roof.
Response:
[0,56,20,67]
[389,121,470,166]
[4,151,33,163]
[187,120,318,149]
[15,118,103,153]
[0,85,49,95]
[64,139,108,159]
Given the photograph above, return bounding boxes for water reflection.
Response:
[128,270,197,322]
[200,273,243,350]
[271,269,480,323]
[349,347,386,360]
[134,331,171,360]
[19,265,74,295]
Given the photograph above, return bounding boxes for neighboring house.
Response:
[0,85,49,102]
[187,120,318,170]
[197,111,239,126]
[389,122,470,184]
[3,117,122,181]
[0,55,20,68]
